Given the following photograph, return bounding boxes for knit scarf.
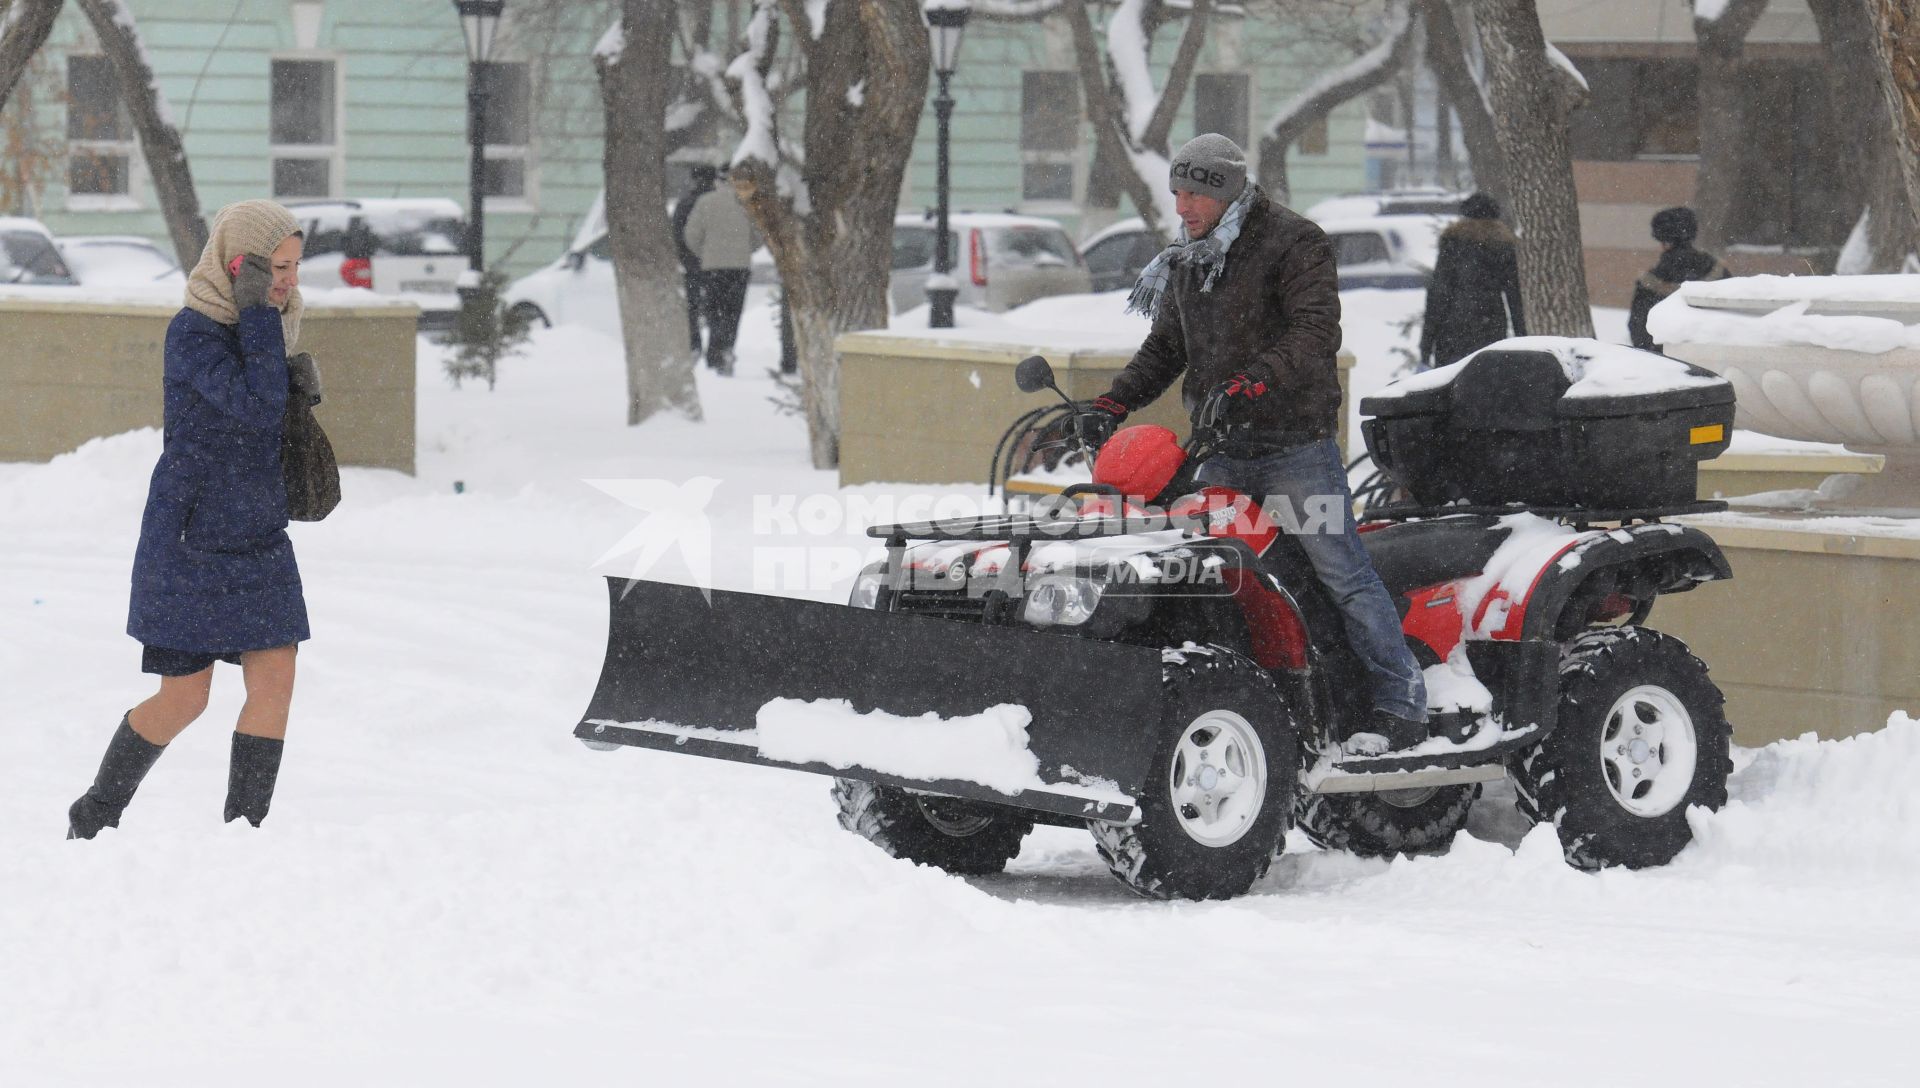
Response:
[183,199,305,350]
[1125,181,1259,320]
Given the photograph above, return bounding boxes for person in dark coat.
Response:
[1418,192,1526,370]
[671,165,716,353]
[1087,133,1430,754]
[1628,206,1731,352]
[67,199,321,839]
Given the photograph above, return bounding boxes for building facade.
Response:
[8,2,1373,286]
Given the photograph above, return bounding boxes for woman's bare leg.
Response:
[127,668,214,745]
[236,645,297,739]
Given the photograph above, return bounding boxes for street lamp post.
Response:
[453,0,504,278]
[925,3,970,329]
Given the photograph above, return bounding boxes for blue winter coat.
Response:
[127,306,309,653]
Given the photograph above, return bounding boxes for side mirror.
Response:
[565,251,586,272]
[1015,355,1057,395]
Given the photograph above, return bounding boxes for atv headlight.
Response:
[848,563,887,610]
[1021,573,1105,627]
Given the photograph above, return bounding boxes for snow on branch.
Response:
[728,2,780,169]
[1544,41,1587,92]
[1261,0,1413,140]
[1106,0,1159,142]
[593,20,624,62]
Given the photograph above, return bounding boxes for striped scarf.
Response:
[1125,182,1258,321]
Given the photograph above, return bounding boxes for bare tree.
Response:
[595,1,701,425]
[0,0,61,114]
[72,0,206,265]
[1691,0,1771,252]
[0,5,62,215]
[1808,0,1915,272]
[1472,0,1590,336]
[1256,0,1415,202]
[726,0,929,468]
[1060,0,1212,244]
[1866,0,1920,244]
[1418,0,1504,201]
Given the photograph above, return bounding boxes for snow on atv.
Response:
[574,340,1742,901]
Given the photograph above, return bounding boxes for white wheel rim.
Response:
[1168,710,1268,847]
[1598,684,1699,817]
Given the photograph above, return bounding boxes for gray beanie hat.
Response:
[1169,133,1248,198]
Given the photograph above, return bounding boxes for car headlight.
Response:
[1021,573,1104,627]
[848,563,887,610]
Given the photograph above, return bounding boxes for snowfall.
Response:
[3,286,1916,1085]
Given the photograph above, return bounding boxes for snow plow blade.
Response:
[575,579,1165,823]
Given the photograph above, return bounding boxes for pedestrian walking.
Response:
[1418,192,1526,370]
[67,199,322,839]
[681,171,761,375]
[671,165,715,353]
[1628,206,1731,353]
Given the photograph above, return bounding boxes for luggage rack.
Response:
[1360,498,1728,528]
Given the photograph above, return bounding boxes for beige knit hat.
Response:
[183,199,305,350]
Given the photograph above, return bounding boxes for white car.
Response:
[285,198,468,328]
[1080,207,1454,293]
[1,217,78,285]
[56,235,185,290]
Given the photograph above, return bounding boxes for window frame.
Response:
[268,53,346,201]
[478,58,538,214]
[1018,69,1081,212]
[63,54,142,212]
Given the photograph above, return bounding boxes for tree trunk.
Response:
[1137,0,1211,154]
[729,0,928,468]
[1867,0,1920,246]
[1421,0,1506,202]
[1063,0,1171,241]
[0,0,62,115]
[1256,0,1417,203]
[597,0,700,426]
[1809,0,1914,271]
[1473,0,1591,336]
[72,0,207,266]
[1692,0,1771,252]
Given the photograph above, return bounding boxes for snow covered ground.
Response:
[4,297,1917,1085]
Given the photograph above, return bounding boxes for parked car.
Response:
[0,217,78,285]
[1303,187,1469,222]
[286,198,468,327]
[890,212,1090,313]
[506,209,1089,339]
[1078,208,1452,294]
[56,235,185,290]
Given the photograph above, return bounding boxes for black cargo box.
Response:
[1359,344,1735,509]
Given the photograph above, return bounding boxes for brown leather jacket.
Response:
[1103,190,1343,453]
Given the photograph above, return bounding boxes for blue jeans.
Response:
[1196,438,1428,721]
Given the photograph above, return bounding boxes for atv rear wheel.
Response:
[1296,784,1480,858]
[1513,627,1732,871]
[1092,647,1297,900]
[832,779,1035,876]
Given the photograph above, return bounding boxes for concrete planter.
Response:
[0,298,418,473]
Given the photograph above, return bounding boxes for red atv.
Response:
[577,347,1739,901]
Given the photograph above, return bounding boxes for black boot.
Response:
[224,732,285,827]
[1345,710,1430,756]
[68,715,167,840]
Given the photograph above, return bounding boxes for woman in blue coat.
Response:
[68,199,323,839]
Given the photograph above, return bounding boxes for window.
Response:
[2,229,78,285]
[1296,117,1329,157]
[1330,232,1391,267]
[1193,73,1250,150]
[66,55,135,206]
[478,61,533,207]
[1021,71,1079,203]
[270,58,339,199]
[1566,57,1698,161]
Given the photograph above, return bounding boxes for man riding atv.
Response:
[1084,133,1428,754]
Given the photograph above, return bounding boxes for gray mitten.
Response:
[232,253,274,311]
[287,352,323,407]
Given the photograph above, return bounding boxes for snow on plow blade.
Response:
[575,578,1164,823]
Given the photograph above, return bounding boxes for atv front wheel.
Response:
[1296,784,1480,858]
[832,779,1035,876]
[1092,647,1297,900]
[1513,627,1732,871]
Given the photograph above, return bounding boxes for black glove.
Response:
[232,253,274,312]
[1218,368,1272,401]
[1081,395,1128,448]
[288,352,322,407]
